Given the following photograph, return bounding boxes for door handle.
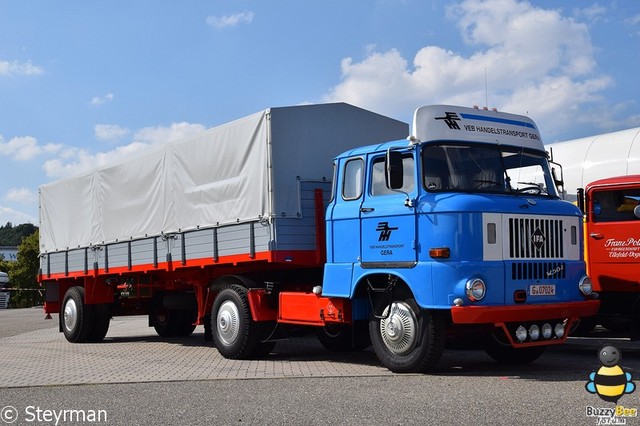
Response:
[589,232,604,240]
[360,207,375,213]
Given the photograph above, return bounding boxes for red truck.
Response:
[578,175,640,335]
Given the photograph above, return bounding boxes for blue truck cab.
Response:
[322,105,599,372]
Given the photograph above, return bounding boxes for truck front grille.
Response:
[508,217,564,259]
[511,261,566,280]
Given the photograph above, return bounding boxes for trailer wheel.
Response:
[369,299,445,373]
[484,334,546,365]
[212,285,259,359]
[174,310,197,337]
[61,286,93,343]
[152,308,196,337]
[87,304,111,342]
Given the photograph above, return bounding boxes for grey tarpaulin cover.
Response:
[39,103,408,253]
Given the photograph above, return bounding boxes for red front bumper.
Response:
[451,300,600,325]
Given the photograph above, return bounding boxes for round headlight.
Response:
[542,323,553,339]
[579,276,593,296]
[529,324,540,341]
[466,278,486,302]
[516,326,527,342]
[554,323,565,339]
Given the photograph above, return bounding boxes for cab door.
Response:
[360,153,418,268]
[586,184,640,291]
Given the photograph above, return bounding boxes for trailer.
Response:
[546,127,640,200]
[40,103,598,373]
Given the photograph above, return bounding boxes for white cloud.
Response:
[43,122,207,179]
[323,0,611,137]
[206,11,254,29]
[573,4,607,23]
[0,60,43,76]
[626,14,640,26]
[0,205,37,225]
[133,122,207,145]
[90,93,114,106]
[4,188,37,204]
[0,135,63,161]
[95,124,130,142]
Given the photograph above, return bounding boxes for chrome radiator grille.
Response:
[508,217,564,259]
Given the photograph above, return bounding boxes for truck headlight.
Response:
[466,278,486,302]
[578,276,593,296]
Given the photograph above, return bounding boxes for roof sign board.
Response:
[412,105,544,151]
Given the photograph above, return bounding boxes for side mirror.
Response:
[385,150,403,189]
[551,163,564,194]
[577,188,585,214]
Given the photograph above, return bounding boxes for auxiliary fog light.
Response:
[516,326,527,342]
[554,323,565,339]
[465,278,486,302]
[542,323,553,339]
[579,276,593,296]
[528,324,540,341]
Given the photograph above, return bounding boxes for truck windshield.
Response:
[422,143,558,197]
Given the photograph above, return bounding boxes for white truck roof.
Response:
[0,272,8,284]
[412,105,544,151]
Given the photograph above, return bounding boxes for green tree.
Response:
[0,256,14,280]
[8,230,43,308]
[0,222,38,246]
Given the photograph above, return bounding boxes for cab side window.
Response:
[371,155,415,196]
[342,158,364,200]
[593,189,640,222]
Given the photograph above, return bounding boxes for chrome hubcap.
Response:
[380,302,417,355]
[63,299,78,333]
[217,300,240,347]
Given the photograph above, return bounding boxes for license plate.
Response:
[529,284,556,296]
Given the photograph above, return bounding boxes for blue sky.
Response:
[1,0,639,226]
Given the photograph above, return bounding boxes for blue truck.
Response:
[40,103,599,373]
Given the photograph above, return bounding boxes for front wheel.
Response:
[369,300,445,373]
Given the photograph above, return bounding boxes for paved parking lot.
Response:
[1,307,640,390]
[0,309,392,388]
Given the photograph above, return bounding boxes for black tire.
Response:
[369,299,445,373]
[153,307,175,337]
[484,334,546,365]
[211,284,260,359]
[152,308,196,337]
[86,304,111,342]
[174,310,197,337]
[61,286,93,343]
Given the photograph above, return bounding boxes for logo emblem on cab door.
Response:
[376,222,398,242]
